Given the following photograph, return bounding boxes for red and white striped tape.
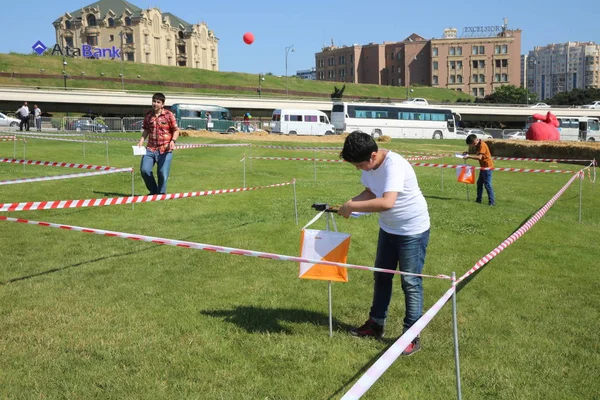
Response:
[0,136,25,142]
[0,180,295,212]
[404,155,443,161]
[492,156,594,162]
[84,135,138,142]
[11,135,107,144]
[14,132,84,137]
[0,157,117,171]
[341,285,456,400]
[174,143,251,150]
[0,215,450,280]
[253,145,342,150]
[0,167,132,186]
[410,162,576,174]
[249,156,345,163]
[456,170,582,284]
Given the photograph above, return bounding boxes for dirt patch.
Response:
[181,129,348,143]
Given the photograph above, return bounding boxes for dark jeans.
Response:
[19,117,29,131]
[369,228,430,331]
[476,170,495,205]
[140,149,173,195]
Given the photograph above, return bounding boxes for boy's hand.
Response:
[338,201,353,219]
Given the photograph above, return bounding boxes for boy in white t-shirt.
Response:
[338,131,430,356]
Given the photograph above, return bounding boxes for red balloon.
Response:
[243,32,254,45]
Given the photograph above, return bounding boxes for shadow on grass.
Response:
[201,306,355,334]
[424,194,455,201]
[92,190,136,197]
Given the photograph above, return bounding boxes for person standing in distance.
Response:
[16,102,30,131]
[463,134,495,206]
[33,104,42,131]
[206,111,212,131]
[338,131,430,356]
[137,93,179,195]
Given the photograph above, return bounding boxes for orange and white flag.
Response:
[456,164,475,184]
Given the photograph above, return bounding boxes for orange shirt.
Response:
[143,109,178,153]
[475,140,494,168]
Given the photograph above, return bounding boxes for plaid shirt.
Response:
[143,109,178,153]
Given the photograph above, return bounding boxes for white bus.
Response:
[331,101,458,139]
[271,109,335,136]
[525,115,600,141]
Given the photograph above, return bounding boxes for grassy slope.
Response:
[0,133,598,399]
[0,53,473,102]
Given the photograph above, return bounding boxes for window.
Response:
[472,74,478,83]
[473,60,478,69]
[495,73,500,82]
[495,45,500,54]
[305,115,317,122]
[391,65,395,73]
[126,52,134,61]
[178,60,186,66]
[502,45,508,54]
[86,15,97,27]
[457,46,462,55]
[472,46,479,55]
[351,55,354,63]
[450,61,456,69]
[108,18,114,27]
[86,36,98,46]
[479,46,485,54]
[479,88,485,96]
[449,75,456,84]
[339,68,346,77]
[479,60,485,68]
[65,20,72,29]
[390,52,394,60]
[65,37,73,47]
[125,33,133,44]
[457,61,463,69]
[449,47,455,56]
[473,88,478,96]
[495,59,501,68]
[479,74,485,82]
[433,61,438,70]
[178,45,186,54]
[433,75,438,85]
[144,35,149,45]
[432,47,438,56]
[166,39,171,49]
[502,59,508,67]
[290,115,303,122]
[502,73,508,82]
[457,74,463,83]
[178,31,184,39]
[109,34,114,42]
[125,17,132,26]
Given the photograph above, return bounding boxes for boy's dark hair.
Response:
[152,92,166,103]
[466,134,478,145]
[340,131,378,163]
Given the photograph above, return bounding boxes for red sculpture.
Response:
[526,112,560,141]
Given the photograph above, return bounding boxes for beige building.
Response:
[315,26,522,98]
[53,0,219,70]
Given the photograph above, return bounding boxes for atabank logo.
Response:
[43,43,121,59]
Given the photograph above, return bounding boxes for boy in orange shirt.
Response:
[463,134,495,206]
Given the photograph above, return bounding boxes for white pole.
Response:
[314,149,317,181]
[440,157,444,190]
[328,281,333,338]
[452,272,463,400]
[293,180,298,225]
[578,171,583,223]
[22,141,26,172]
[131,167,135,211]
[105,141,109,166]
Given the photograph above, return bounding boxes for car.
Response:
[456,129,493,140]
[401,98,429,105]
[69,119,110,133]
[530,102,550,109]
[581,101,600,109]
[503,130,526,140]
[0,112,21,127]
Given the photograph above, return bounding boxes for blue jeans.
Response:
[370,228,430,331]
[476,170,495,205]
[140,149,173,195]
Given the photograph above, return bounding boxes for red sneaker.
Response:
[401,337,421,356]
[349,318,384,339]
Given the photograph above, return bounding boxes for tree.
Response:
[477,85,536,105]
[546,88,600,106]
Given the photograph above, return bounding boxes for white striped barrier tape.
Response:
[249,156,345,163]
[14,132,84,137]
[404,155,443,161]
[174,143,251,150]
[0,180,295,212]
[456,170,582,284]
[84,136,138,142]
[10,135,107,144]
[410,162,576,174]
[0,136,25,142]
[0,157,117,171]
[253,145,342,150]
[0,215,451,280]
[0,167,132,186]
[341,285,456,400]
[492,156,594,163]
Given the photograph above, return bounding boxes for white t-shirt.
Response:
[360,151,430,236]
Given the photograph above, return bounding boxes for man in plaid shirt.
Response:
[138,93,180,195]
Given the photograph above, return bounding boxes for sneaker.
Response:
[401,337,421,356]
[349,318,384,339]
[475,200,482,204]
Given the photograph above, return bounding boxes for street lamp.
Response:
[120,31,125,91]
[406,55,416,99]
[285,44,295,97]
[62,58,68,90]
[257,73,265,97]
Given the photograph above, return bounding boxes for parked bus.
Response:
[271,109,335,135]
[170,104,236,133]
[525,115,600,141]
[330,101,458,139]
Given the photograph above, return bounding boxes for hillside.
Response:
[0,53,473,103]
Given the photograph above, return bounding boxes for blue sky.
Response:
[3,0,599,76]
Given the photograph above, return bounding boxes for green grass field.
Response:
[0,53,472,103]
[0,133,598,399]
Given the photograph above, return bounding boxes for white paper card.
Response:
[132,146,146,156]
[454,153,467,159]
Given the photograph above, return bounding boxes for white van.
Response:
[271,109,335,135]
